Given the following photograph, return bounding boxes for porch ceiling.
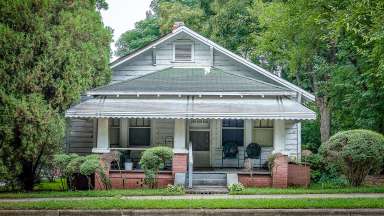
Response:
[65,97,316,120]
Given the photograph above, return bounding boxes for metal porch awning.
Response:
[65,97,316,120]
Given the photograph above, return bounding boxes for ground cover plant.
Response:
[1,198,384,209]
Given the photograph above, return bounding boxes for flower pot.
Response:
[124,162,133,171]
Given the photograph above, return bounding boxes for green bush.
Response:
[53,154,110,190]
[166,184,184,193]
[139,146,173,188]
[228,183,245,193]
[320,129,384,186]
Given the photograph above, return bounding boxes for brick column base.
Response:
[272,153,288,188]
[172,153,188,175]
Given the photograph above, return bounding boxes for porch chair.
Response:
[245,143,262,169]
[222,142,240,168]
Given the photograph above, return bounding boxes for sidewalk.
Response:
[1,193,384,202]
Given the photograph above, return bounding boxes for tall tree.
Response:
[0,0,112,190]
[115,17,160,57]
[251,0,348,143]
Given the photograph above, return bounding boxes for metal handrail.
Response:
[188,141,193,189]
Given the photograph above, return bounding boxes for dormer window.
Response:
[173,42,194,62]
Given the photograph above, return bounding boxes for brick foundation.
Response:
[108,171,173,189]
[238,174,272,187]
[272,154,288,188]
[288,163,310,187]
[172,153,188,175]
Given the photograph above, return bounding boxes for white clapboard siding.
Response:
[67,118,95,154]
[285,120,299,160]
[154,119,174,147]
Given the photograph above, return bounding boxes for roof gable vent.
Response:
[173,42,194,62]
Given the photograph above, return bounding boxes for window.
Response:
[252,120,273,147]
[222,120,244,147]
[129,118,151,146]
[189,119,210,151]
[173,42,193,62]
[109,119,120,147]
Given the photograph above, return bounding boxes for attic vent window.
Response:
[173,42,194,62]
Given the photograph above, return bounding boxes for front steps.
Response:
[186,172,229,194]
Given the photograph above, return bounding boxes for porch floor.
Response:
[193,167,270,175]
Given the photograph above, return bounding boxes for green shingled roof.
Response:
[88,67,291,94]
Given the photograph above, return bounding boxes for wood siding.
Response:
[66,118,95,154]
[111,32,284,88]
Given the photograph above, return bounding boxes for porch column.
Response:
[172,119,187,185]
[273,120,286,155]
[92,118,110,153]
[173,119,187,153]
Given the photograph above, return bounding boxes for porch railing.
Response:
[188,141,193,189]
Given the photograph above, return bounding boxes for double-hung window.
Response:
[173,42,194,62]
[252,120,273,147]
[109,119,120,148]
[129,118,151,146]
[222,120,244,147]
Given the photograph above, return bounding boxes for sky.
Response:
[101,0,152,59]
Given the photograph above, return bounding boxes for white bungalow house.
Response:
[65,23,315,189]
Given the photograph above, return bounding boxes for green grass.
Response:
[0,178,184,199]
[0,188,183,199]
[0,198,384,209]
[230,185,384,195]
[33,179,67,191]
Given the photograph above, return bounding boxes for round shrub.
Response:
[320,129,384,186]
[139,146,173,187]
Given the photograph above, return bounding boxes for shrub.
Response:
[166,184,184,193]
[320,129,384,186]
[228,183,245,193]
[53,153,110,190]
[139,146,173,188]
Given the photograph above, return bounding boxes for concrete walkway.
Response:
[1,193,384,202]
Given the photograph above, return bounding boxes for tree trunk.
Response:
[317,96,331,143]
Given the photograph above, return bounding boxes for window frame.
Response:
[128,118,151,147]
[252,120,274,147]
[173,41,194,62]
[108,118,120,147]
[221,119,244,147]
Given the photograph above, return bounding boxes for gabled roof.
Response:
[110,26,315,101]
[87,67,295,96]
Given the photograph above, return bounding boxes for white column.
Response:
[244,120,253,146]
[273,120,286,155]
[120,119,128,147]
[92,118,110,153]
[174,119,187,153]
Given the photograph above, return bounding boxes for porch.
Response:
[91,118,292,170]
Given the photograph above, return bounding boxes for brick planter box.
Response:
[288,163,311,187]
[95,170,173,189]
[238,174,272,187]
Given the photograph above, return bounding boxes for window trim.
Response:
[221,119,245,147]
[173,41,194,62]
[128,118,151,147]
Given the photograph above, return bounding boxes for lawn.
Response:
[0,198,384,209]
[0,179,183,199]
[229,185,384,195]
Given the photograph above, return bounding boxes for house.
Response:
[65,23,315,189]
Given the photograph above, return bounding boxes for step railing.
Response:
[188,141,193,189]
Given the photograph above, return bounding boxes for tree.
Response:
[0,0,112,190]
[115,17,161,57]
[320,129,384,186]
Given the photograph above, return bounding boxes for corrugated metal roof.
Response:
[88,68,291,95]
[65,97,316,120]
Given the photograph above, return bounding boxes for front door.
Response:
[189,130,210,168]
